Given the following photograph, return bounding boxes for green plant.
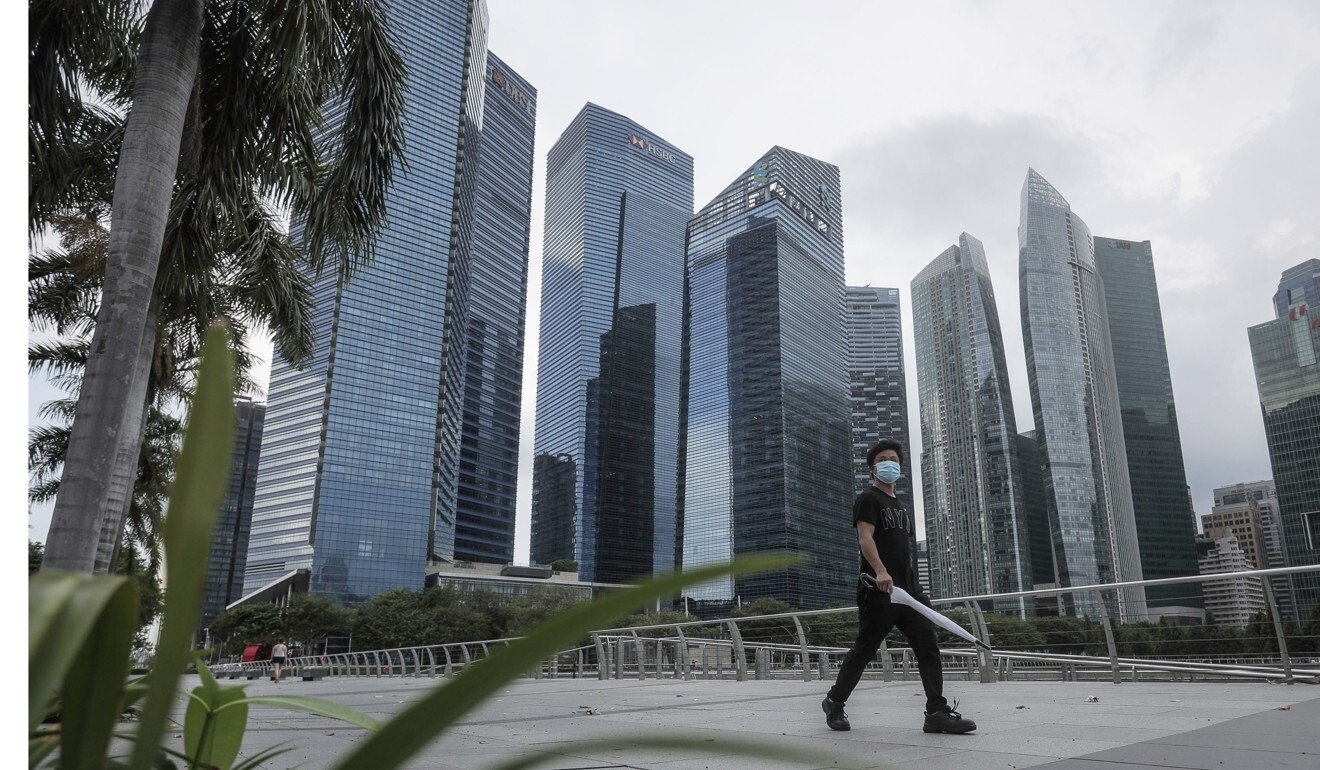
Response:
[30,325,832,769]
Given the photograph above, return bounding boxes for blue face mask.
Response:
[873,460,901,484]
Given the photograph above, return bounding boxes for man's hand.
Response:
[873,570,894,594]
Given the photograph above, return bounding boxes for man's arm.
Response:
[856,521,893,594]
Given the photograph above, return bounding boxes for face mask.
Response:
[874,460,901,484]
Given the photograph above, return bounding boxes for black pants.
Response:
[827,591,948,714]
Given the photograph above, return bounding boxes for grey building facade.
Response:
[681,147,853,610]
[453,54,537,564]
[1273,259,1320,320]
[530,104,693,584]
[1250,265,1320,622]
[912,233,1031,614]
[1018,169,1145,620]
[1094,237,1202,621]
[244,0,492,603]
[845,287,913,510]
[1210,480,1297,621]
[200,400,265,634]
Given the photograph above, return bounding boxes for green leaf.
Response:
[29,734,58,769]
[225,696,382,732]
[59,574,138,770]
[28,571,135,734]
[184,685,247,770]
[129,325,237,770]
[330,553,796,770]
[230,744,293,770]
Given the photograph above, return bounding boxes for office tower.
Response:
[1211,480,1296,621]
[1017,431,1058,614]
[244,0,490,603]
[1094,237,1201,620]
[1250,264,1320,622]
[916,539,931,594]
[682,147,852,609]
[530,104,693,584]
[453,54,536,564]
[845,287,912,508]
[1018,169,1145,620]
[1197,532,1267,628]
[1273,259,1320,319]
[200,400,265,635]
[911,234,1031,614]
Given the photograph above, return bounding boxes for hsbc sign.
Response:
[627,133,677,164]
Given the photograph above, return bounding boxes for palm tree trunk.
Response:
[94,293,162,573]
[42,0,203,573]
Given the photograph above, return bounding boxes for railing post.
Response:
[1261,580,1294,683]
[726,620,747,681]
[592,633,608,680]
[1095,590,1121,684]
[425,647,436,678]
[674,626,692,680]
[460,644,471,668]
[443,646,453,678]
[791,615,812,682]
[965,602,995,684]
[631,631,646,680]
[614,637,624,679]
[880,640,893,682]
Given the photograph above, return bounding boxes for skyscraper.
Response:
[453,54,537,564]
[845,287,912,509]
[200,400,265,635]
[1018,169,1145,620]
[1017,430,1058,614]
[911,233,1031,613]
[1249,263,1320,622]
[681,147,853,610]
[243,0,491,603]
[1211,480,1296,621]
[1197,531,1267,628]
[1094,237,1201,621]
[530,104,693,584]
[1273,258,1320,319]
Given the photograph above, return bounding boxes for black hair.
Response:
[867,439,904,467]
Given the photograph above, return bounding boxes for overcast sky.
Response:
[28,1,1320,567]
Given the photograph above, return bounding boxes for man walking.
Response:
[822,439,975,734]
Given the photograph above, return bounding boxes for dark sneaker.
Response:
[822,697,850,731]
[924,702,976,734]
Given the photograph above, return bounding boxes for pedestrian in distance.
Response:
[822,439,976,734]
[271,640,288,683]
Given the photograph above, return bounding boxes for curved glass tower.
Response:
[681,147,853,609]
[530,104,693,584]
[912,233,1031,614]
[1018,169,1145,620]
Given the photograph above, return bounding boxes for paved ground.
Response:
[168,674,1320,769]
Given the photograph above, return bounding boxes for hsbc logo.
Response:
[627,133,677,164]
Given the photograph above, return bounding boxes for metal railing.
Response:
[213,565,1320,685]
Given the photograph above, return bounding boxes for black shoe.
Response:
[822,697,850,731]
[924,701,976,734]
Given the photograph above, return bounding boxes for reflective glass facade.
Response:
[1018,169,1145,620]
[1017,431,1056,593]
[1273,259,1320,319]
[244,0,489,603]
[1094,237,1201,618]
[530,104,693,584]
[845,287,913,511]
[200,400,265,634]
[912,234,1031,614]
[1249,295,1320,622]
[454,54,536,564]
[682,147,853,610]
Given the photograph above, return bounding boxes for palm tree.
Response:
[29,211,311,570]
[32,0,406,572]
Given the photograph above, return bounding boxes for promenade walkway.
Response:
[169,675,1320,768]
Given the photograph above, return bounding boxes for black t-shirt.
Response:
[853,486,920,592]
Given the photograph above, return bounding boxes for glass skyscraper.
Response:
[1094,237,1201,620]
[912,233,1031,614]
[681,147,853,610]
[1250,263,1320,622]
[845,287,913,510]
[1273,259,1320,319]
[200,400,265,635]
[530,104,693,584]
[1018,169,1145,620]
[453,54,536,564]
[244,0,492,603]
